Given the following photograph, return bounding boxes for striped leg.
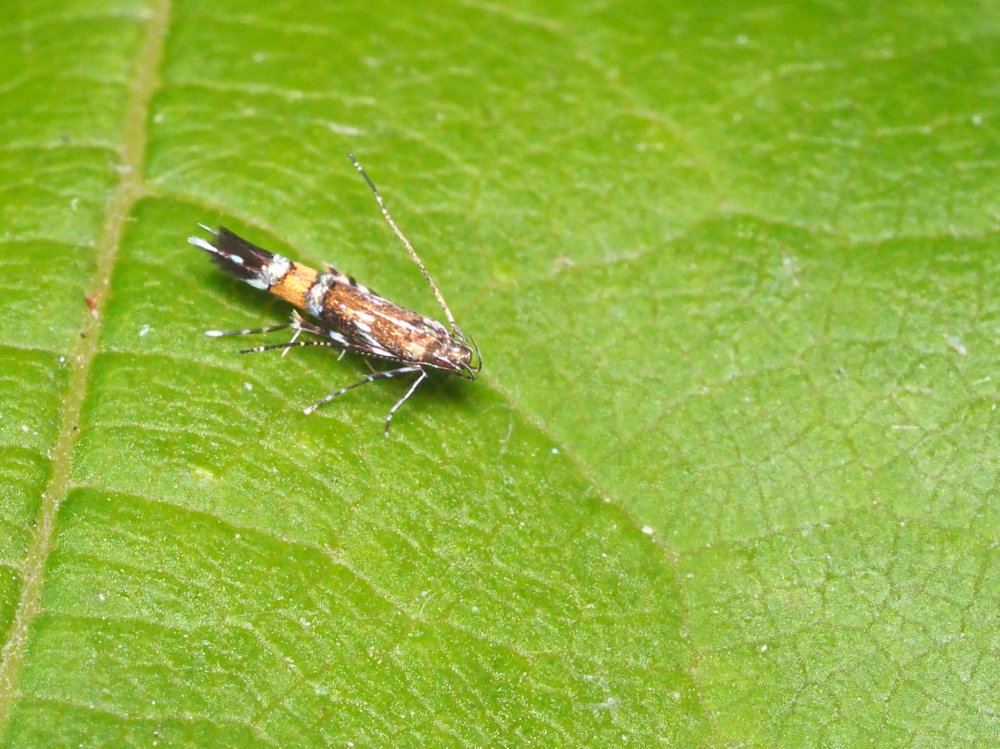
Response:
[302,365,423,420]
[206,311,324,340]
[209,313,348,358]
[382,368,428,436]
[281,322,302,357]
[205,323,292,338]
[238,340,341,355]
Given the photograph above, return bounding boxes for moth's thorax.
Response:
[313,277,470,372]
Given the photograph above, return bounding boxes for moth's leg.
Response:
[302,366,422,416]
[207,312,338,358]
[382,368,428,437]
[205,323,292,338]
[279,324,302,357]
[238,340,342,355]
[288,317,350,360]
[207,310,325,338]
[280,314,309,357]
[288,311,328,337]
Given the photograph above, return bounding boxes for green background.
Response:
[0,0,997,745]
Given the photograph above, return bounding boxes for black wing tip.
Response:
[191,224,274,282]
[214,227,271,257]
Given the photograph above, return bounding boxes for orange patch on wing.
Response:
[269,263,318,309]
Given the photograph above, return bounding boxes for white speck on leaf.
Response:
[944,334,968,355]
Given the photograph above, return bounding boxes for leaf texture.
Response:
[0,0,997,746]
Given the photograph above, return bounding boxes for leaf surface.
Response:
[0,0,997,745]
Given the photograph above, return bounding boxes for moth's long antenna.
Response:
[347,153,461,335]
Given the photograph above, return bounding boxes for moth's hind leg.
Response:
[237,339,344,355]
[205,311,347,361]
[206,311,319,340]
[234,312,347,357]
[283,311,348,360]
[205,322,293,338]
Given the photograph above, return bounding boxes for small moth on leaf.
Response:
[190,154,481,436]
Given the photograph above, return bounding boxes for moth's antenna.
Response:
[347,153,460,334]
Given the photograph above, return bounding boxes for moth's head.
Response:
[448,328,481,380]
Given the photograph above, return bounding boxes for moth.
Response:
[189,154,481,436]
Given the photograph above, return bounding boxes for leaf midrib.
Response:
[0,0,173,731]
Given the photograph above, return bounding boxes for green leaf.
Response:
[1,0,997,745]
